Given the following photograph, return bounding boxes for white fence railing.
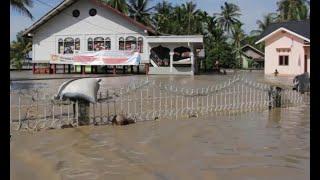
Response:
[10,74,306,131]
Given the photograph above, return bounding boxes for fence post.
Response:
[44,95,47,122]
[18,94,21,128]
[76,101,79,126]
[140,89,143,120]
[191,89,194,114]
[67,102,70,123]
[196,89,199,114]
[99,92,102,123]
[175,87,178,120]
[170,85,173,118]
[160,83,162,117]
[153,86,155,119]
[127,88,130,117]
[181,88,184,117]
[186,89,189,114]
[10,93,12,125]
[120,88,123,112]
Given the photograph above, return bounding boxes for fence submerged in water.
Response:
[10,74,306,131]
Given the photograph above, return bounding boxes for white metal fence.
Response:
[10,74,305,131]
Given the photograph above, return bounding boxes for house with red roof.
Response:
[23,0,204,75]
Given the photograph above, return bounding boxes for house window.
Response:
[125,36,137,50]
[119,37,124,50]
[89,8,97,16]
[105,37,111,50]
[75,38,80,51]
[88,38,93,51]
[72,9,80,17]
[138,37,143,53]
[64,37,74,54]
[94,37,104,51]
[279,55,289,66]
[58,38,63,54]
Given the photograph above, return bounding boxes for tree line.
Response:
[10,0,309,70]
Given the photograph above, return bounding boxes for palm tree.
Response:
[127,0,154,25]
[215,2,241,36]
[181,1,199,34]
[10,31,32,70]
[250,13,279,36]
[10,0,34,19]
[277,0,309,21]
[152,0,173,34]
[100,0,128,14]
[232,23,245,68]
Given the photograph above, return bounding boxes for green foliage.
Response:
[127,0,153,25]
[10,0,34,19]
[99,0,128,13]
[10,31,32,70]
[277,0,309,21]
[215,2,241,36]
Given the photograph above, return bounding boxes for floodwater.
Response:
[10,71,309,180]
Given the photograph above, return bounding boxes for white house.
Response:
[256,20,310,75]
[22,0,204,75]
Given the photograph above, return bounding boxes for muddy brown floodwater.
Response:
[10,71,309,180]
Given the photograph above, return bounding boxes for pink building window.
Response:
[279,55,289,66]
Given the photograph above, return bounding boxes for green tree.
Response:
[10,0,34,19]
[100,0,128,14]
[251,13,279,36]
[277,0,309,21]
[215,2,241,36]
[232,23,245,68]
[181,1,200,34]
[10,31,32,70]
[152,0,173,34]
[127,0,153,25]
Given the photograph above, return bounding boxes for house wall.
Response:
[243,49,263,59]
[264,31,308,75]
[32,0,149,63]
[242,56,249,69]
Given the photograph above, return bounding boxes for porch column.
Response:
[81,65,85,74]
[32,63,36,74]
[130,65,134,73]
[190,52,195,75]
[145,64,149,75]
[170,51,174,73]
[49,64,52,74]
[113,65,116,75]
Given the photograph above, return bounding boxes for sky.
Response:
[10,0,279,41]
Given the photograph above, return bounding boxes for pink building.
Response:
[256,20,310,75]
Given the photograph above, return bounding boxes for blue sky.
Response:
[10,0,278,41]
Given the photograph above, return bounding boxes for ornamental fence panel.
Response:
[10,74,305,131]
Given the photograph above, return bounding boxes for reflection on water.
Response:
[10,82,48,90]
[10,71,309,180]
[267,108,281,128]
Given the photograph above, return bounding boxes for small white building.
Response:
[22,0,204,75]
[256,20,310,76]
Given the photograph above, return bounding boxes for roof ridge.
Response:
[23,0,156,36]
[269,19,309,25]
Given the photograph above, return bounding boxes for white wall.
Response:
[32,0,149,62]
[264,31,307,75]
